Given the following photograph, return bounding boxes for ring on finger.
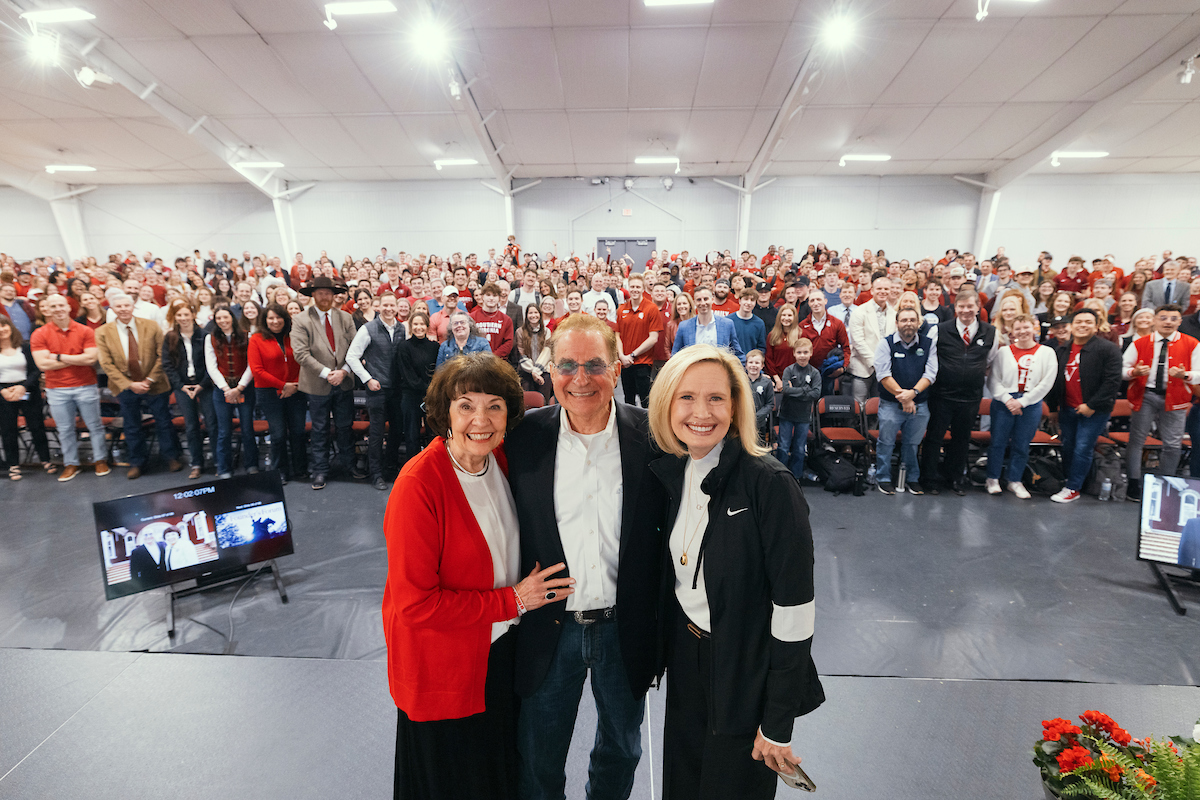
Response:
[545,590,557,600]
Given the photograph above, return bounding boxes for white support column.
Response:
[272,197,298,259]
[737,189,753,255]
[504,194,515,239]
[973,189,1002,260]
[49,195,90,264]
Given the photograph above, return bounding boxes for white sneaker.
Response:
[1050,488,1081,504]
[986,478,1001,495]
[1009,482,1031,500]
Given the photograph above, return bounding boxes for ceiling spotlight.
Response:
[634,155,681,174]
[822,15,855,46]
[20,7,96,23]
[1050,151,1107,167]
[74,66,114,89]
[623,178,634,190]
[45,165,96,174]
[839,154,891,167]
[28,32,60,65]
[235,161,285,169]
[413,17,451,62]
[662,177,674,191]
[1181,57,1196,85]
[448,78,461,99]
[433,158,478,170]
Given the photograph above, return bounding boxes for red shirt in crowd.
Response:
[1064,343,1083,409]
[1055,269,1089,295]
[615,296,665,367]
[711,296,740,317]
[29,320,98,389]
[1010,344,1039,393]
[469,307,514,358]
[247,333,300,390]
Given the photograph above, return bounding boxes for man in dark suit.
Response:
[506,313,666,800]
[128,530,167,589]
[1178,516,1200,568]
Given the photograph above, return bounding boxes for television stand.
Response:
[166,559,288,638]
[1149,562,1200,616]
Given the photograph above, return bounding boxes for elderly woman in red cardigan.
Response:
[382,352,574,800]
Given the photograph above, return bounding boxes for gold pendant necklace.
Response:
[679,466,706,566]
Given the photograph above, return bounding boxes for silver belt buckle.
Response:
[574,611,594,625]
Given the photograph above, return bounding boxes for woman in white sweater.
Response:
[985,313,1059,498]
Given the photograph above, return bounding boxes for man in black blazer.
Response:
[127,531,167,589]
[1047,308,1123,503]
[506,313,665,800]
[1178,517,1200,568]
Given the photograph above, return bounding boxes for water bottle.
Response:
[866,465,877,486]
[897,464,907,493]
[1098,478,1112,501]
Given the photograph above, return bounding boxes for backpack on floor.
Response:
[1023,455,1065,496]
[810,450,856,494]
[1085,443,1127,498]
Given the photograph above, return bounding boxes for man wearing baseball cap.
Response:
[711,278,739,316]
[429,285,465,343]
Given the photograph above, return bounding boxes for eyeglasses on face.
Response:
[552,358,613,377]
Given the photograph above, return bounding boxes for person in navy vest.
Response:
[920,289,997,495]
[346,292,407,491]
[873,307,938,495]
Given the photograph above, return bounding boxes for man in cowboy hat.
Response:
[292,276,360,490]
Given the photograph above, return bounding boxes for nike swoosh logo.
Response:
[727,507,749,517]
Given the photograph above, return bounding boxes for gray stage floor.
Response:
[2,647,1197,800]
[2,470,1198,684]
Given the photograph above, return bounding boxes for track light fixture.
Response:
[1181,56,1196,85]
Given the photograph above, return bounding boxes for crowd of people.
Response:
[0,241,1197,503]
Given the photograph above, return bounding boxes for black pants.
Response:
[399,389,426,465]
[394,629,518,800]
[621,364,652,408]
[366,387,403,479]
[663,611,777,800]
[256,387,308,480]
[920,395,978,488]
[0,386,50,467]
[308,388,354,476]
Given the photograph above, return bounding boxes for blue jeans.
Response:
[116,389,178,469]
[875,399,929,484]
[308,389,354,476]
[174,385,216,469]
[1188,404,1200,478]
[45,385,108,466]
[517,615,644,800]
[256,387,309,479]
[777,420,810,478]
[1058,406,1111,491]
[212,385,259,474]
[987,397,1043,482]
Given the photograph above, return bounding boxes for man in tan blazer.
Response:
[847,275,897,405]
[292,276,359,490]
[96,293,181,479]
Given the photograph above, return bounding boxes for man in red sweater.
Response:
[470,282,514,359]
[798,291,850,395]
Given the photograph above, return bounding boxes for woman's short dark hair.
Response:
[259,303,292,338]
[424,352,525,439]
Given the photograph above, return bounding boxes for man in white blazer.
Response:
[847,275,896,404]
[1142,260,1191,310]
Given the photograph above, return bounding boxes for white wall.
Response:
[515,177,737,259]
[990,174,1200,268]
[1,174,1198,269]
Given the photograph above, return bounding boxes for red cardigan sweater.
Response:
[247,333,300,390]
[382,438,519,721]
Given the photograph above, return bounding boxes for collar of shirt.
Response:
[687,439,724,489]
[956,319,977,340]
[809,314,827,333]
[893,333,920,350]
[558,399,617,452]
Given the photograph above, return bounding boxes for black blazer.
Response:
[0,342,41,396]
[649,441,824,741]
[1049,335,1123,414]
[128,543,167,588]
[506,402,666,699]
[160,328,212,391]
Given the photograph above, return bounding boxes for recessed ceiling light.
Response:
[45,165,96,173]
[644,0,714,6]
[433,158,478,170]
[235,161,285,169]
[20,7,96,23]
[1050,151,1107,167]
[839,154,891,166]
[634,156,681,174]
[28,33,60,64]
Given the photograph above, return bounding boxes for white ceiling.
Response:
[0,0,1198,185]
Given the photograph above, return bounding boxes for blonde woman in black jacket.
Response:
[647,343,824,800]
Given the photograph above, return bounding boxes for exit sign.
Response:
[622,208,632,216]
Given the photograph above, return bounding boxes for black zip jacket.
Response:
[160,327,212,391]
[649,439,824,742]
[1048,335,1122,414]
[393,336,439,394]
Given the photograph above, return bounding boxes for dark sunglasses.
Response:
[552,358,612,377]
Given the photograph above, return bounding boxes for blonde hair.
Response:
[648,344,769,458]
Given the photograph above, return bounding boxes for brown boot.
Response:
[58,465,81,482]
[127,466,142,480]
[168,459,184,472]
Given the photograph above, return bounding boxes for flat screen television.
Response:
[1136,473,1200,570]
[94,471,294,601]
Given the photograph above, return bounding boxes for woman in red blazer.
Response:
[382,352,573,800]
[247,304,307,483]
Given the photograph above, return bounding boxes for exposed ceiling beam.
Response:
[743,47,818,192]
[0,159,58,202]
[987,20,1200,189]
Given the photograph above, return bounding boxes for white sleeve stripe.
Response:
[771,600,815,642]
